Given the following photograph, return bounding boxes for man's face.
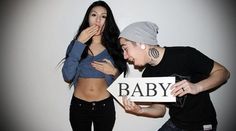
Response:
[119,38,146,66]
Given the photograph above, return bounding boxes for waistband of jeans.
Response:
[72,95,113,105]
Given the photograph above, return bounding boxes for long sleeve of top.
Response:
[62,40,115,87]
[62,40,86,83]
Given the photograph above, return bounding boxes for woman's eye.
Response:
[91,14,96,17]
[102,15,107,19]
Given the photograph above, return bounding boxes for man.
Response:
[119,21,230,131]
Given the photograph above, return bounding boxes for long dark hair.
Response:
[67,1,127,75]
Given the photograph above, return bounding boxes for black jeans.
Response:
[70,95,115,131]
[158,119,217,131]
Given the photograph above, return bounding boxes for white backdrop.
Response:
[0,0,235,131]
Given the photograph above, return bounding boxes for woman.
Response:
[119,21,230,131]
[62,1,127,131]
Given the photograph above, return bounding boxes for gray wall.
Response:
[0,0,235,131]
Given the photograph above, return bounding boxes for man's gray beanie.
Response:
[119,21,159,45]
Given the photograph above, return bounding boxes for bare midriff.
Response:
[74,78,110,102]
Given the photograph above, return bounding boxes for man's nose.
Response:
[123,52,128,60]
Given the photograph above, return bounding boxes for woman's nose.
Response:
[96,16,101,22]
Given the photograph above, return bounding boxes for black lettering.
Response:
[146,83,157,96]
[131,83,144,97]
[159,83,171,96]
[118,83,129,96]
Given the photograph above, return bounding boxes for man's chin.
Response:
[133,65,145,71]
[127,61,145,69]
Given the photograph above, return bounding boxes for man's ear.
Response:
[140,44,146,49]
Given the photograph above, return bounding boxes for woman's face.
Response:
[120,38,147,66]
[88,6,107,36]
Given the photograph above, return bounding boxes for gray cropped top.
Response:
[62,40,115,86]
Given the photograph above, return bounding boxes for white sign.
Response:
[108,73,176,105]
